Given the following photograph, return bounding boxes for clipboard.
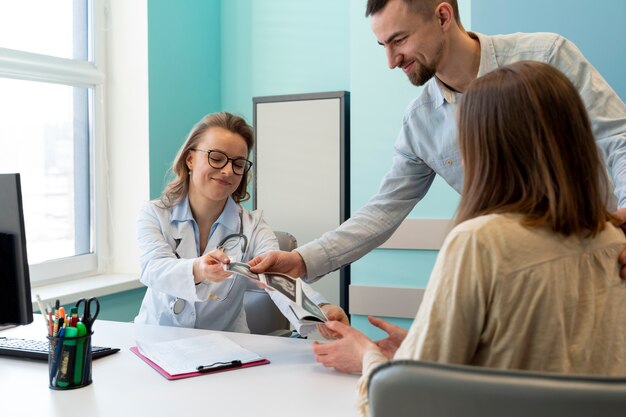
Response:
[130,346,270,380]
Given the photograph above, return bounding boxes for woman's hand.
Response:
[192,249,234,284]
[317,304,350,339]
[612,208,626,280]
[312,321,379,373]
[368,316,408,359]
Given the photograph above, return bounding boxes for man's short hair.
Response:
[365,0,461,26]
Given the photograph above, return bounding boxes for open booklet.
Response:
[226,262,328,334]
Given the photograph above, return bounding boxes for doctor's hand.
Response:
[312,321,378,373]
[192,249,233,284]
[248,250,306,278]
[612,208,626,280]
[368,316,408,359]
[317,304,350,339]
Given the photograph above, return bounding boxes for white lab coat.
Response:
[134,196,292,332]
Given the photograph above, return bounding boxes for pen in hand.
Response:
[196,360,242,373]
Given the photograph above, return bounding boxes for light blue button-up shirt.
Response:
[298,31,626,281]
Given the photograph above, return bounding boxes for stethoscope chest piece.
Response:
[171,297,186,315]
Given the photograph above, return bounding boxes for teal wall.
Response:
[148,0,222,198]
[140,0,463,335]
[220,0,350,213]
[38,288,147,323]
[94,288,147,322]
[348,1,469,337]
[109,1,626,334]
[221,0,350,122]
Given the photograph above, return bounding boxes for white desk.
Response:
[1,318,360,417]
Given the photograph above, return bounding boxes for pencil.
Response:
[35,294,50,334]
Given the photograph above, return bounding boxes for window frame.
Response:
[0,0,108,284]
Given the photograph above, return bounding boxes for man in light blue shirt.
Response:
[250,0,626,281]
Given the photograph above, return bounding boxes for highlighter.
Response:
[56,326,77,388]
[74,322,87,385]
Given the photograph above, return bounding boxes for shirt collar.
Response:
[472,31,498,78]
[434,77,458,105]
[432,32,492,106]
[171,196,240,232]
[213,197,240,234]
[171,196,195,222]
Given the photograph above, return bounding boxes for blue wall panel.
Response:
[472,0,626,101]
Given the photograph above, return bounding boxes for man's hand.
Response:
[312,321,378,373]
[249,250,307,278]
[368,316,408,359]
[612,208,626,280]
[317,304,350,339]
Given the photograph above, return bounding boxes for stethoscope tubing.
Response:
[171,209,248,314]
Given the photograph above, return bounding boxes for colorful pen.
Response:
[50,327,65,386]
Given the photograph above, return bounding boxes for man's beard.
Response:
[407,63,436,86]
[406,42,443,86]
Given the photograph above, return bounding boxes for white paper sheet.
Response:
[136,333,262,375]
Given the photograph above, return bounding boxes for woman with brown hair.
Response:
[312,61,626,414]
[134,112,347,333]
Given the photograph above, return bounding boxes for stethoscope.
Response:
[171,210,248,315]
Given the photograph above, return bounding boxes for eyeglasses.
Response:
[191,149,253,175]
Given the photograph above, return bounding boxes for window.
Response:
[0,1,105,283]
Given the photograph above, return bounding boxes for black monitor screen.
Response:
[0,173,33,326]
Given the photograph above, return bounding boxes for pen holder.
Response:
[47,331,93,390]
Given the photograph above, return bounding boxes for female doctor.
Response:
[135,112,347,334]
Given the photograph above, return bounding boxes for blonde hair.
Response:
[160,112,254,207]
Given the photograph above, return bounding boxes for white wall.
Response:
[104,0,149,274]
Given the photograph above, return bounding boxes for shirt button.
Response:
[446,159,453,166]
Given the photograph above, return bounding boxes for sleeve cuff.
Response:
[295,241,331,283]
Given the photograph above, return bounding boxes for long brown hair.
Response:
[456,61,613,237]
[160,112,254,208]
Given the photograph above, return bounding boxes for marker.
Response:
[56,327,77,388]
[67,307,77,327]
[74,322,87,385]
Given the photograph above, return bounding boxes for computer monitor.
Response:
[0,173,33,326]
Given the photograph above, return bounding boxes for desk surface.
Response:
[1,318,359,417]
